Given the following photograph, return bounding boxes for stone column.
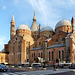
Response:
[43,41,48,61]
[65,36,71,62]
[21,40,26,63]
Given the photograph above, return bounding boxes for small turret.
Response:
[39,24,41,30]
[10,15,15,39]
[71,17,74,32]
[39,24,41,37]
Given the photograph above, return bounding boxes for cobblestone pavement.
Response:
[0,69,75,75]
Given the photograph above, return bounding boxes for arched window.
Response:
[49,51,50,61]
[39,53,40,57]
[62,38,65,41]
[32,53,33,58]
[41,52,42,58]
[39,42,41,45]
[34,53,35,57]
[13,46,14,52]
[62,50,64,60]
[33,35,34,37]
[56,39,58,42]
[59,51,60,59]
[52,51,53,60]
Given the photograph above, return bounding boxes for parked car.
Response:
[31,63,42,67]
[59,63,72,68]
[69,64,75,69]
[0,64,8,72]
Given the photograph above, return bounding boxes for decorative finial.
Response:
[34,10,35,16]
[33,10,36,21]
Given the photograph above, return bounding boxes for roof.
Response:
[47,43,66,49]
[45,38,51,42]
[52,30,68,38]
[17,24,31,30]
[55,20,71,28]
[31,21,38,31]
[66,32,72,37]
[41,26,53,32]
[31,47,43,51]
[0,51,8,54]
[40,35,49,38]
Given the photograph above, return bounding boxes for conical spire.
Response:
[33,10,36,21]
[11,15,15,22]
[31,11,38,31]
[10,15,15,39]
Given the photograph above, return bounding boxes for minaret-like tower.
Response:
[10,15,15,39]
[71,17,74,32]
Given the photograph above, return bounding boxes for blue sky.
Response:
[0,0,75,51]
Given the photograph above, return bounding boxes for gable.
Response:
[8,35,23,43]
[37,36,48,41]
[36,36,48,47]
[48,30,68,46]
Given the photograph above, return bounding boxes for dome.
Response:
[17,24,31,31]
[55,20,71,28]
[41,26,53,32]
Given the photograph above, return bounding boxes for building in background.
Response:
[0,11,75,65]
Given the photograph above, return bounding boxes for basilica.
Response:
[0,11,75,65]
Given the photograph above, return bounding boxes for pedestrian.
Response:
[53,64,56,71]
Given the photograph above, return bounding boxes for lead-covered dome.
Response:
[41,26,53,32]
[55,20,71,29]
[17,24,31,31]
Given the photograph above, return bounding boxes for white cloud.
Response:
[2,5,6,10]
[0,36,7,51]
[28,0,49,23]
[1,0,75,29]
[28,0,60,28]
[28,0,75,29]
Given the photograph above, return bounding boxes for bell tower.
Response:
[71,17,74,32]
[10,15,15,39]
